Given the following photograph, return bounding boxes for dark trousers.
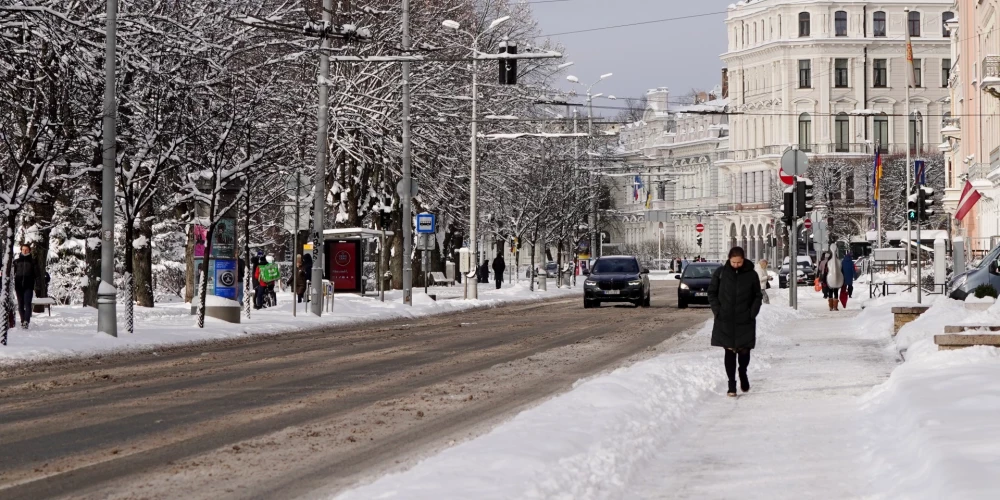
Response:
[14,286,32,324]
[254,285,264,308]
[724,349,751,383]
[495,279,502,289]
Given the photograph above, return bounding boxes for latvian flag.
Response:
[956,180,984,221]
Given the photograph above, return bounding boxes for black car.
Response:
[676,262,722,308]
[583,256,651,308]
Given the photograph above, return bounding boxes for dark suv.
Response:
[583,256,651,308]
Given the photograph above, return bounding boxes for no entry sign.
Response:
[779,168,795,185]
[695,223,705,233]
[804,218,812,229]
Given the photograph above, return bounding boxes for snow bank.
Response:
[335,304,808,500]
[0,282,577,365]
[855,295,1000,498]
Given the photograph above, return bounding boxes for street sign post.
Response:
[695,223,705,233]
[781,148,809,310]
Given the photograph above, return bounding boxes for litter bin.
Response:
[535,267,547,291]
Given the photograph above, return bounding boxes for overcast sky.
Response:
[530,0,734,107]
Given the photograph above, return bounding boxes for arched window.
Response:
[835,11,847,36]
[798,113,812,151]
[909,11,921,37]
[799,12,811,37]
[942,12,955,37]
[835,113,850,152]
[873,11,886,37]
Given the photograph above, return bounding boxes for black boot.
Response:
[739,371,750,393]
[727,380,737,397]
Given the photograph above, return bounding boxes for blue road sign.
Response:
[416,213,436,234]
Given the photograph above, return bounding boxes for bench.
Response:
[891,306,931,336]
[33,297,56,316]
[935,327,1000,350]
[430,272,454,286]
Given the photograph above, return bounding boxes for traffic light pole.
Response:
[790,178,798,310]
[916,187,922,304]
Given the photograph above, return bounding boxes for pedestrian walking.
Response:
[708,247,763,397]
[295,258,308,303]
[816,251,831,298]
[492,255,506,290]
[824,245,844,311]
[13,244,39,329]
[842,251,855,299]
[478,260,490,284]
[756,258,771,304]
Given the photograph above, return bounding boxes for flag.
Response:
[956,180,983,221]
[645,189,653,209]
[915,160,926,186]
[872,149,883,206]
[633,175,643,201]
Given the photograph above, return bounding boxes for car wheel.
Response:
[678,299,687,309]
[642,292,651,307]
[583,299,592,309]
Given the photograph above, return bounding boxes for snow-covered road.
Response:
[627,300,898,499]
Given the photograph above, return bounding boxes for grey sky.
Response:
[530,0,734,108]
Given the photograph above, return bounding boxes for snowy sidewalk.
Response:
[627,299,899,499]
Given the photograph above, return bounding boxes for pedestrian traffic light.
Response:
[498,41,517,85]
[795,178,814,218]
[907,193,918,222]
[919,186,935,221]
[781,188,794,226]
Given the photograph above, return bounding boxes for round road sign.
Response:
[780,149,809,176]
[695,223,705,233]
[779,168,795,185]
[804,218,813,229]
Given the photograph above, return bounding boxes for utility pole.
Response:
[310,0,333,316]
[97,0,119,337]
[401,0,413,304]
[467,37,480,299]
[904,7,913,282]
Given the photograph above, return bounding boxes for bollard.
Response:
[934,239,946,294]
[536,268,548,291]
[324,281,335,312]
[953,237,966,275]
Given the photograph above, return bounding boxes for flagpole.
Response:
[876,145,883,249]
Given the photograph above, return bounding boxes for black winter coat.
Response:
[13,254,38,290]
[492,257,505,282]
[708,259,763,350]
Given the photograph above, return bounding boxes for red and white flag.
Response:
[956,180,983,221]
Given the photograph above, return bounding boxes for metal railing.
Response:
[969,163,992,180]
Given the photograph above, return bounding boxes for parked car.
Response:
[779,255,815,288]
[545,262,559,277]
[947,243,1000,300]
[676,262,722,309]
[583,256,651,308]
[778,265,809,288]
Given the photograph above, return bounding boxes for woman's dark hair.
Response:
[728,247,745,259]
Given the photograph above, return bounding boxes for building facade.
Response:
[943,0,1000,255]
[723,0,952,255]
[614,88,731,263]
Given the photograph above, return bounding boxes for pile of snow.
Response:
[0,282,577,365]
[335,303,808,500]
[854,295,1000,497]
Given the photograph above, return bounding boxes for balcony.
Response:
[969,163,992,180]
[981,55,1000,98]
[941,117,960,139]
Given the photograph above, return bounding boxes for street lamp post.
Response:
[566,73,613,260]
[97,0,119,336]
[443,16,510,300]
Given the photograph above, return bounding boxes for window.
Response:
[835,11,847,36]
[943,58,952,87]
[873,11,886,37]
[798,113,812,151]
[835,58,850,87]
[874,59,888,87]
[799,59,812,88]
[835,114,850,152]
[942,12,955,36]
[874,115,889,151]
[799,12,810,37]
[909,11,921,37]
[912,59,922,87]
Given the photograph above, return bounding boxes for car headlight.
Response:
[679,283,689,290]
[585,280,597,286]
[950,275,968,292]
[628,280,641,287]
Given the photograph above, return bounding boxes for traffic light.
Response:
[795,178,814,218]
[907,193,918,222]
[696,234,703,247]
[498,41,517,85]
[919,186,935,221]
[781,188,794,226]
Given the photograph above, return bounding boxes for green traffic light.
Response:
[907,210,917,221]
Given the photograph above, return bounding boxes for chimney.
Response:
[721,68,729,98]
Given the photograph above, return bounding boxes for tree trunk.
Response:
[28,201,55,302]
[390,230,403,290]
[185,224,195,303]
[134,207,154,307]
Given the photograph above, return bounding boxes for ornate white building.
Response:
[723,0,952,255]
[614,88,731,262]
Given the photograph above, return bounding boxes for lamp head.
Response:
[600,72,613,80]
[487,16,510,31]
[442,20,460,30]
[566,75,579,83]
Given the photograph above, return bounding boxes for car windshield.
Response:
[593,259,639,274]
[970,244,1000,270]
[682,264,718,278]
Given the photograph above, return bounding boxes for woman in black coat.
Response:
[707,246,763,397]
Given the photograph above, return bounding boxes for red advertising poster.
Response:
[327,241,361,292]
